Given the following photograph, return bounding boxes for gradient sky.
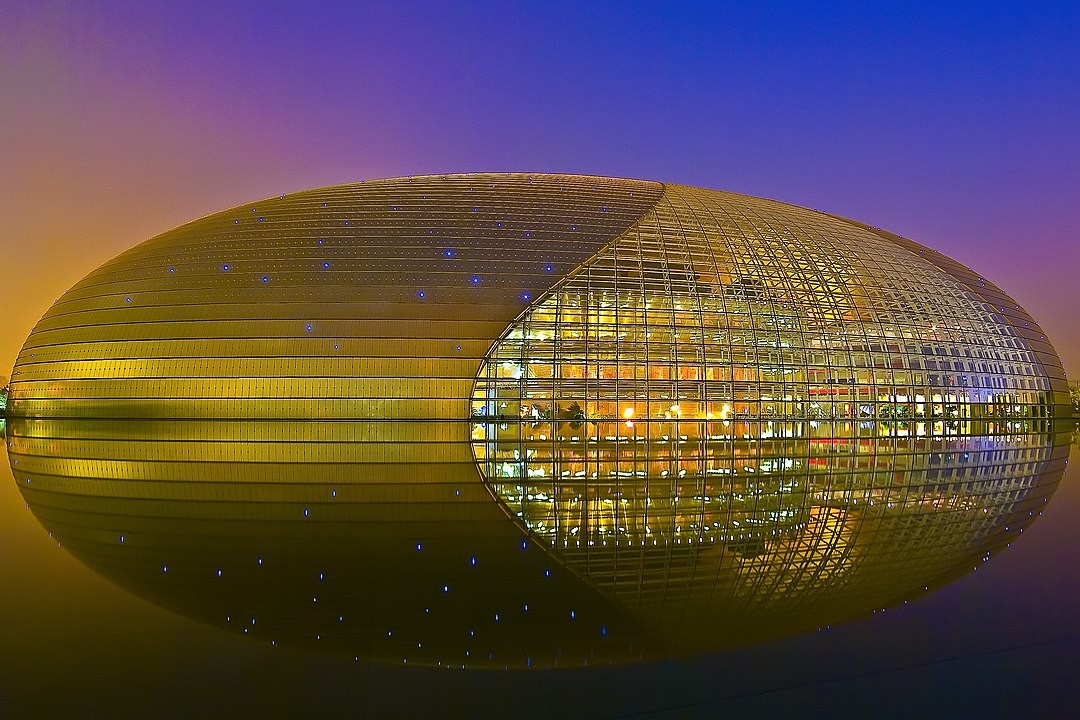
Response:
[2,1,1078,379]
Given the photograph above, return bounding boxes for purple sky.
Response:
[3,1,1078,377]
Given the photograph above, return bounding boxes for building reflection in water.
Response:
[6,416,1068,669]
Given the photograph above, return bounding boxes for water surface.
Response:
[1,418,1076,716]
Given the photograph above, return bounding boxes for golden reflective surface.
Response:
[8,174,662,420]
[7,417,1068,668]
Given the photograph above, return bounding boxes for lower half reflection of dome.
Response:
[7,417,1067,668]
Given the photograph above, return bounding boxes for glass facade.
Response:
[472,183,1066,585]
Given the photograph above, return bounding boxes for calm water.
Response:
[1,418,1077,717]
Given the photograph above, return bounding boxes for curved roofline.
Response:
[139,172,666,245]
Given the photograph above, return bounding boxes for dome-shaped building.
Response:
[5,174,1069,665]
[9,173,1066,423]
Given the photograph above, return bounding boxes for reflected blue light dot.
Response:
[222,265,230,271]
[303,508,309,517]
[305,325,313,331]
[261,276,269,283]
[545,265,553,272]
[471,276,480,284]
[418,290,425,298]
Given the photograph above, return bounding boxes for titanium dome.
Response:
[8,173,1066,423]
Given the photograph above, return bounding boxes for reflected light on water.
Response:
[5,416,1068,669]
